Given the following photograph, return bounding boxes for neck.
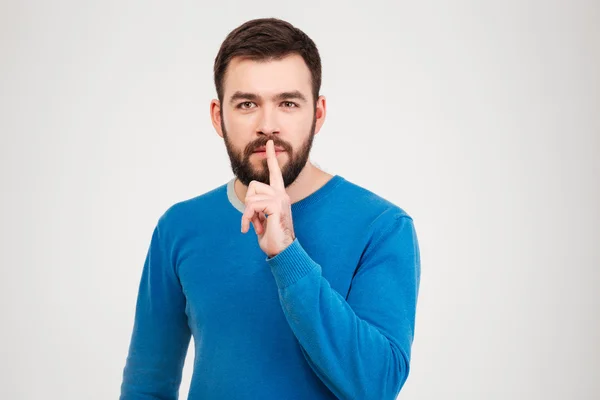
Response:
[234,161,332,205]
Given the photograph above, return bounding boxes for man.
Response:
[120,17,421,400]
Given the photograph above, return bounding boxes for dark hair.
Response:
[213,18,322,107]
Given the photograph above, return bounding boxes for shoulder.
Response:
[338,176,413,226]
[155,181,229,236]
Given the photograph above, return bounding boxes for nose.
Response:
[256,106,280,135]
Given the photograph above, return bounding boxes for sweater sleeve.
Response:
[266,214,421,400]
[120,221,192,400]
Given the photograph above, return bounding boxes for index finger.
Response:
[266,139,285,190]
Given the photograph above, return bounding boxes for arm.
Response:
[267,214,421,400]
[120,220,192,400]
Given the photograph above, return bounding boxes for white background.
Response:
[1,1,598,399]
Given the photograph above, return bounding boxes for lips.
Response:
[253,146,285,153]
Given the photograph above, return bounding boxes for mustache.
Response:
[246,138,290,155]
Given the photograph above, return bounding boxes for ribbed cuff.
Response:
[266,238,320,289]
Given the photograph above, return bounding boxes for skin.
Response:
[240,139,296,257]
[210,53,334,256]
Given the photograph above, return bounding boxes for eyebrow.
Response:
[229,90,308,105]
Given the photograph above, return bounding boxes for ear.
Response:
[210,99,223,138]
[313,95,327,136]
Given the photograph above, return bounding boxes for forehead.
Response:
[223,53,312,99]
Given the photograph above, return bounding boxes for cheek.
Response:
[282,111,312,131]
[224,115,255,144]
[225,113,252,130]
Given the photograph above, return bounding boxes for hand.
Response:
[241,139,296,258]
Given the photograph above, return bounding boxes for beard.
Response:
[221,112,317,188]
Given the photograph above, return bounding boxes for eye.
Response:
[281,101,298,108]
[237,101,256,109]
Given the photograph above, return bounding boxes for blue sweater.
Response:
[120,174,421,400]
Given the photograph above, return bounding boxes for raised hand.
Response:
[241,139,296,258]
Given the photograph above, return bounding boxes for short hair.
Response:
[213,17,322,106]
